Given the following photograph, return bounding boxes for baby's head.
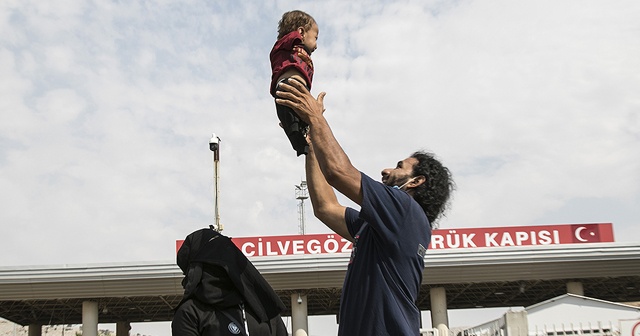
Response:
[277,10,318,54]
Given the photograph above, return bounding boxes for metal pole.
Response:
[295,181,308,235]
[291,293,308,336]
[82,301,98,336]
[300,199,305,235]
[214,157,221,232]
[210,134,222,232]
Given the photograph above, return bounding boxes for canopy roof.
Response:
[1,243,639,325]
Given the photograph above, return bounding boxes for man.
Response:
[276,78,454,336]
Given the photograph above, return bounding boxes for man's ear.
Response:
[297,26,305,36]
[411,175,426,188]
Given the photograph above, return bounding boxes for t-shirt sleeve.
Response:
[345,207,364,239]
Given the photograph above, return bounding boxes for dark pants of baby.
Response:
[275,77,309,156]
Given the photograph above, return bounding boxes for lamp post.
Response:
[209,133,223,232]
[295,181,308,235]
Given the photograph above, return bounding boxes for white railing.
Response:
[463,316,504,336]
[529,321,618,336]
[459,311,529,336]
[421,317,620,336]
[420,328,438,336]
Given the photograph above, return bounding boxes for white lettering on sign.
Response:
[308,239,321,254]
[236,234,353,257]
[431,229,562,249]
[483,230,559,247]
[431,230,477,249]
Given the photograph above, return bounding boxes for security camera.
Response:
[209,133,220,151]
[297,295,303,304]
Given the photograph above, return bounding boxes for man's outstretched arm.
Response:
[276,79,363,205]
[305,142,352,241]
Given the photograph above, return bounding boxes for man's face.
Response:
[381,157,418,188]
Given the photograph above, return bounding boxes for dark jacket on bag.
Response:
[172,228,287,336]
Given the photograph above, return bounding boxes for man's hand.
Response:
[279,79,363,206]
[275,78,326,124]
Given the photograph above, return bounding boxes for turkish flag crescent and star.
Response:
[571,224,601,243]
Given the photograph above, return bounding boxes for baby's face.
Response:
[301,23,319,54]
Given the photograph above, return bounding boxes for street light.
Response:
[209,133,223,232]
[295,181,308,235]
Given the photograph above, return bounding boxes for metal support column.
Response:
[82,301,98,336]
[430,287,449,336]
[291,293,308,336]
[27,324,42,336]
[116,321,131,336]
[566,281,584,295]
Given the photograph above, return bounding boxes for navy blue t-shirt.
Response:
[338,172,431,336]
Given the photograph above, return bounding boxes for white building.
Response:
[462,294,640,336]
[526,294,640,336]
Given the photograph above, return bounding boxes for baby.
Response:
[269,10,318,156]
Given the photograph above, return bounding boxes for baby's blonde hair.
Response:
[277,10,316,39]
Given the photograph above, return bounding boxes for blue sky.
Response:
[1,0,639,335]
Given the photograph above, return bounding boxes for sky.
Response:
[1,0,639,335]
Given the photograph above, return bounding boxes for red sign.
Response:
[176,223,614,257]
[620,319,640,336]
[429,223,613,249]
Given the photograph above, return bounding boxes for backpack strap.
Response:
[219,305,249,336]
